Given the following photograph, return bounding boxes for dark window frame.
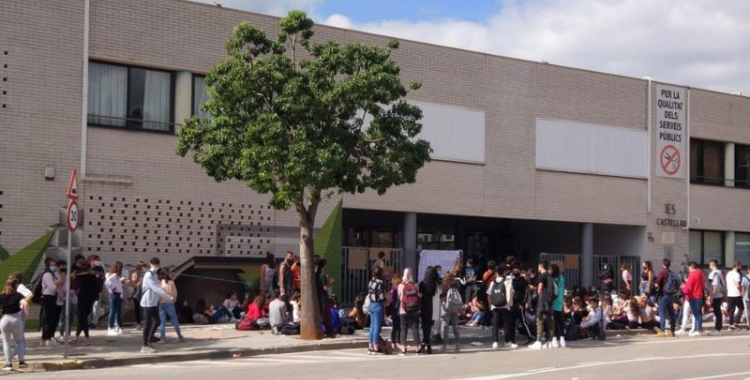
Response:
[87,60,176,134]
[690,139,725,186]
[735,143,750,189]
[691,229,725,266]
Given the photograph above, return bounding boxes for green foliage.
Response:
[0,231,55,284]
[177,11,432,213]
[314,200,343,296]
[0,243,10,261]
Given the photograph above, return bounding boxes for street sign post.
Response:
[63,170,78,358]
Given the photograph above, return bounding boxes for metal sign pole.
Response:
[64,232,72,358]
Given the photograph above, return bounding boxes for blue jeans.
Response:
[108,293,123,329]
[159,303,183,340]
[368,302,384,345]
[658,295,676,332]
[688,299,703,332]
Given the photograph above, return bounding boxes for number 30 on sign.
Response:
[66,200,78,233]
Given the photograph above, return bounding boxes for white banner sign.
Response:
[656,85,687,178]
[418,250,462,282]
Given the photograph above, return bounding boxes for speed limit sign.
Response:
[66,200,79,233]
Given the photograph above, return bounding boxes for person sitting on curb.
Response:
[268,290,287,335]
[579,297,603,339]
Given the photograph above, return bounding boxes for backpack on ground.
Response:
[490,278,508,308]
[445,287,464,314]
[664,271,681,295]
[401,283,420,313]
[377,337,393,355]
[281,324,301,335]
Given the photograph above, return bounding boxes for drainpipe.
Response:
[684,88,691,230]
[643,77,652,214]
[80,0,90,178]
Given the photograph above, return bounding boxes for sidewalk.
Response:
[16,323,648,372]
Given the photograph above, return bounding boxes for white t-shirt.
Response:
[16,284,32,298]
[726,270,741,297]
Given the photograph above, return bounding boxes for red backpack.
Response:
[401,283,420,313]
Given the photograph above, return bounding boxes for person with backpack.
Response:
[550,264,566,347]
[418,267,439,354]
[740,269,750,330]
[530,261,556,349]
[367,267,387,355]
[488,266,518,349]
[389,273,402,349]
[654,258,679,337]
[707,260,725,335]
[440,273,462,352]
[397,268,420,356]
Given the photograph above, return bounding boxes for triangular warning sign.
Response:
[66,169,79,200]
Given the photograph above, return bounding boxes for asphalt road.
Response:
[23,334,750,380]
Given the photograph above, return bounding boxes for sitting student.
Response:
[638,295,660,332]
[345,295,368,329]
[290,293,302,324]
[571,297,589,326]
[177,300,195,324]
[330,297,341,335]
[196,299,235,324]
[236,295,268,331]
[465,294,485,327]
[268,290,287,334]
[223,292,243,320]
[579,297,604,339]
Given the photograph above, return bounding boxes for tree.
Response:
[176,11,431,340]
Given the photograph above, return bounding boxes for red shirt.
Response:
[682,270,706,300]
[246,303,266,320]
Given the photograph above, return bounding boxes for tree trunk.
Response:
[298,201,324,340]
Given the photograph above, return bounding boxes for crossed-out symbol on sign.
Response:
[660,145,681,175]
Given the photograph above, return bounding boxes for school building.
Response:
[1,0,750,302]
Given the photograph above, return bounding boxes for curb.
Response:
[36,328,650,371]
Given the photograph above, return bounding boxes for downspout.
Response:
[684,88,691,230]
[80,0,90,178]
[643,77,652,214]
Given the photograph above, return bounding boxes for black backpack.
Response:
[490,279,508,308]
[31,279,43,304]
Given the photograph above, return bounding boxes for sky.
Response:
[189,0,750,95]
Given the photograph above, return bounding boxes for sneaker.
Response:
[529,341,543,350]
[2,364,11,372]
[706,330,720,336]
[135,324,143,331]
[675,329,689,336]
[48,339,60,346]
[492,342,499,349]
[509,343,518,349]
[17,362,27,369]
[653,327,663,335]
[271,326,280,335]
[666,331,675,337]
[655,332,666,337]
[115,327,122,335]
[551,340,560,348]
[688,331,701,337]
[107,329,118,337]
[158,339,167,344]
[543,342,552,349]
[177,337,185,343]
[140,346,151,354]
[398,351,406,357]
[560,337,566,348]
[89,323,97,330]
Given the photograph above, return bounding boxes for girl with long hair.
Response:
[105,262,125,335]
[260,254,276,295]
[158,268,184,343]
[131,261,147,330]
[0,278,27,370]
[40,258,65,347]
[397,268,421,356]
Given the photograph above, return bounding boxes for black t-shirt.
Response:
[0,292,24,314]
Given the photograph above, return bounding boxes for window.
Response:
[690,139,725,185]
[689,230,724,266]
[736,144,750,188]
[192,75,210,119]
[736,233,750,264]
[88,62,174,132]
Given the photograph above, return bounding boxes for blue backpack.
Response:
[664,271,680,295]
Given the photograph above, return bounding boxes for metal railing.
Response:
[340,247,407,305]
[540,253,642,293]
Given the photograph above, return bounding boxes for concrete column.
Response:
[725,142,735,187]
[725,231,736,266]
[174,71,193,134]
[581,223,594,288]
[403,212,418,272]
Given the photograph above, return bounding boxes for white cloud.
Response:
[321,0,750,95]
[187,0,321,17]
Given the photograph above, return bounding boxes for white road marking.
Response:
[676,372,750,380]
[453,353,750,380]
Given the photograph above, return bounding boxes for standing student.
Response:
[140,258,173,354]
[367,267,387,354]
[158,268,183,343]
[418,267,438,354]
[741,270,750,330]
[106,262,125,336]
[397,268,421,356]
[461,259,478,303]
[488,266,517,349]
[682,262,706,336]
[707,260,725,335]
[0,278,27,371]
[73,261,99,346]
[725,261,744,330]
[551,264,566,347]
[389,273,402,349]
[640,261,654,298]
[531,261,555,349]
[279,251,294,296]
[441,274,462,352]
[291,256,301,294]
[621,262,633,296]
[260,253,276,295]
[654,259,678,337]
[131,262,146,330]
[40,258,65,347]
